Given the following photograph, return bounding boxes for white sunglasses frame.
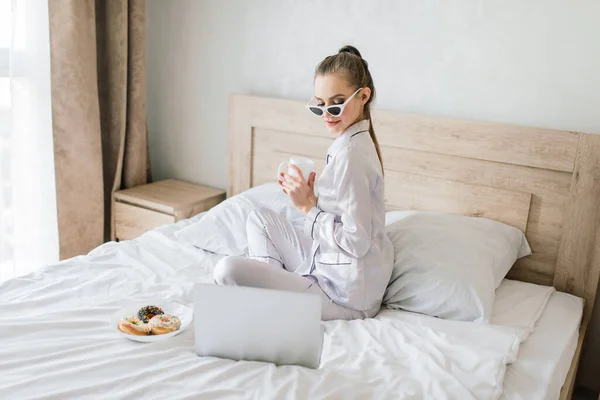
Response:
[305,88,363,117]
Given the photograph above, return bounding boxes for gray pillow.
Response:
[383,211,531,322]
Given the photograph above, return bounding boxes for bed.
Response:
[1,94,599,399]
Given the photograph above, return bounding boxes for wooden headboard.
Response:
[228,94,600,324]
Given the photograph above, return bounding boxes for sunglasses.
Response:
[305,88,363,117]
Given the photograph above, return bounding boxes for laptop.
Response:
[194,283,324,369]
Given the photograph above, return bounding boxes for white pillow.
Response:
[175,183,303,255]
[491,278,554,333]
[383,211,531,322]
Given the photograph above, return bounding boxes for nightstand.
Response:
[112,179,226,241]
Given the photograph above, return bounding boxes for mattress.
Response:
[0,214,583,400]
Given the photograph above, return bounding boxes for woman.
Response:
[214,45,394,321]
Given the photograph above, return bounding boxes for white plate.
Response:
[111,300,193,342]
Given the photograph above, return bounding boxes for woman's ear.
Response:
[360,87,372,105]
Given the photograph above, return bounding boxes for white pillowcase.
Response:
[175,183,303,255]
[491,279,554,334]
[383,211,531,322]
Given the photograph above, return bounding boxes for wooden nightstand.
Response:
[112,179,226,241]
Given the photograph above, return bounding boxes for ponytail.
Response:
[363,107,384,175]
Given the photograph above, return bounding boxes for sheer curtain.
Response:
[0,0,58,281]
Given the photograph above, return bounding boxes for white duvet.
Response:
[0,216,551,400]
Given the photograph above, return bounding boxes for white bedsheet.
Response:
[0,215,578,400]
[501,291,583,400]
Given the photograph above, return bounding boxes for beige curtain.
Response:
[48,0,151,259]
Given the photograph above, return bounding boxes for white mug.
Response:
[277,156,315,182]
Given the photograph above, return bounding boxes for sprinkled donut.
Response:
[118,316,150,336]
[148,315,181,335]
[138,305,164,323]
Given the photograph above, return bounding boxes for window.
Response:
[0,0,11,280]
[0,0,9,74]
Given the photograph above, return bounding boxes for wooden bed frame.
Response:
[228,94,600,399]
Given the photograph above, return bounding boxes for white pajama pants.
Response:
[213,208,377,321]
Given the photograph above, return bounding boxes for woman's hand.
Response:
[278,165,317,215]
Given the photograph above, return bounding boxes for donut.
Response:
[138,305,164,323]
[118,316,150,336]
[148,314,181,335]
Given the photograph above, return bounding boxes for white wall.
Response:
[146,0,600,389]
[147,0,600,189]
